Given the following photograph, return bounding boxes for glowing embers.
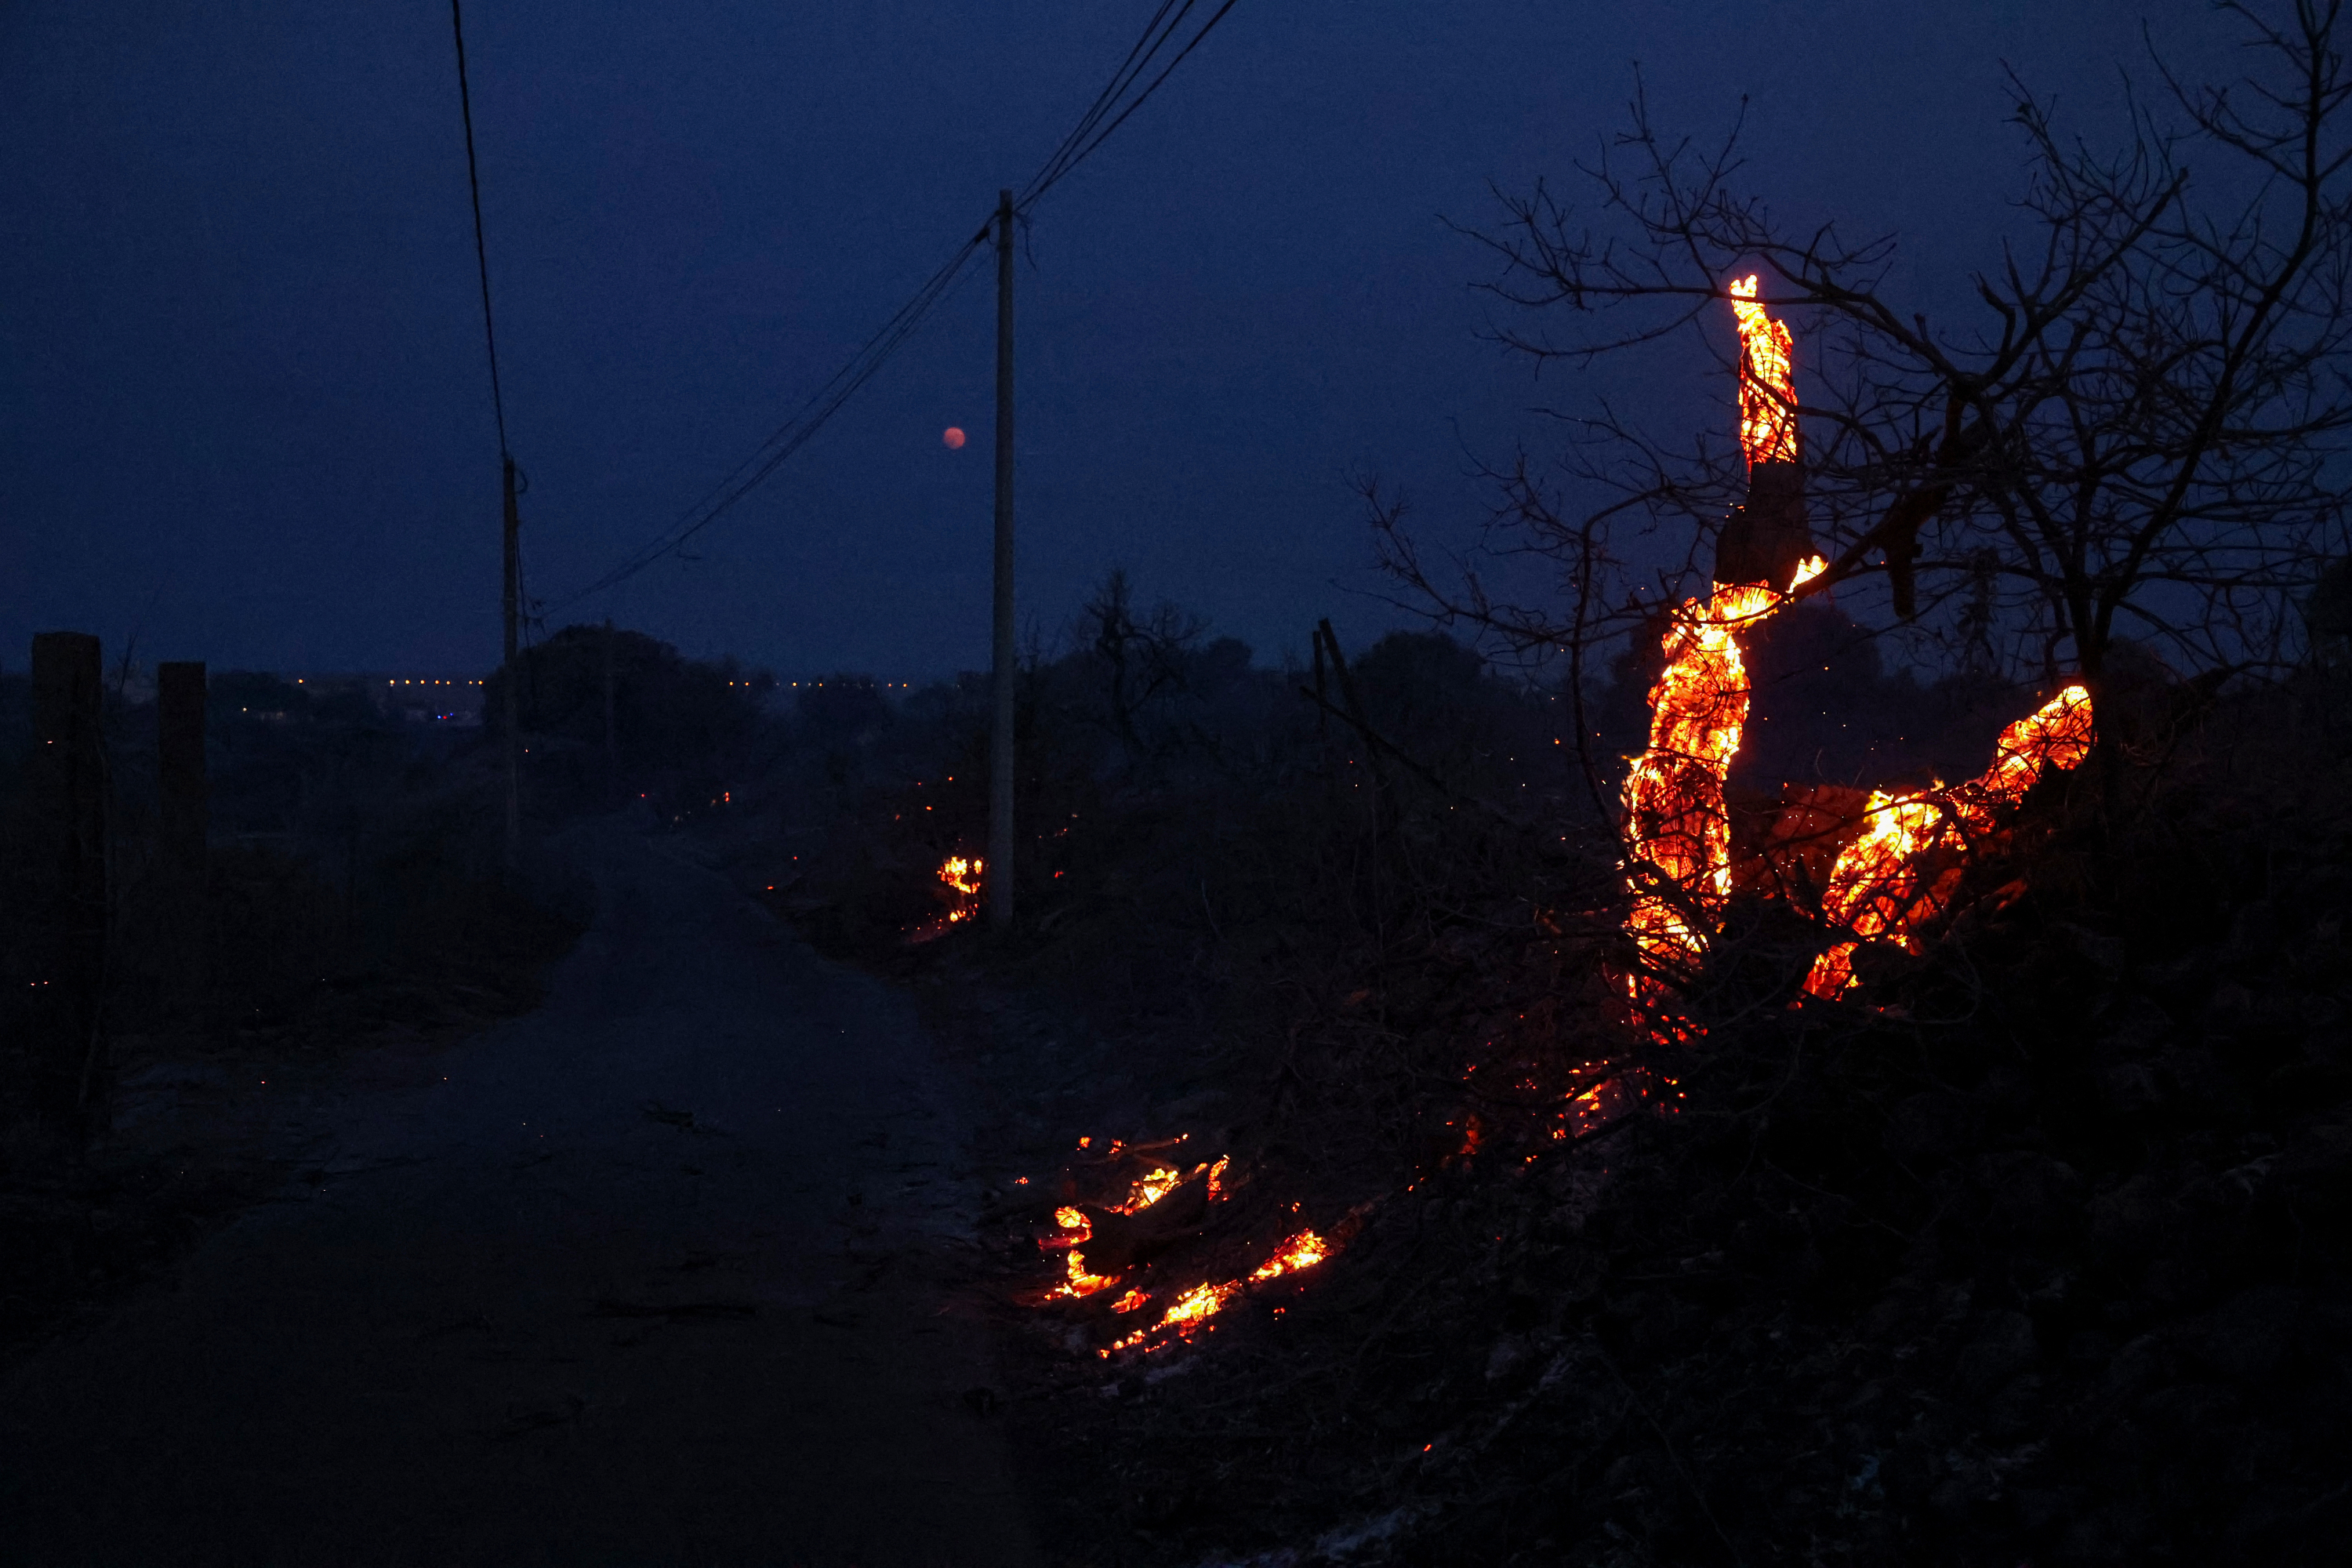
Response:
[938,855,984,922]
[1099,1230,1331,1357]
[1802,685,2094,998]
[906,854,986,944]
[1040,1150,1232,1301]
[1970,684,2096,815]
[1621,557,1827,1006]
[1047,1205,1123,1298]
[1113,1164,1185,1214]
[1728,274,1798,467]
[1030,1138,1331,1357]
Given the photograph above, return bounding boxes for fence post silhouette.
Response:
[157,661,209,1021]
[29,633,108,1140]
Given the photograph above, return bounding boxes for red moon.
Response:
[942,426,967,449]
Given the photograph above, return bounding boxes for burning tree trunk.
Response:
[1464,7,2352,691]
[1715,275,1813,590]
[1621,572,1812,1004]
[1621,280,1824,1011]
[1622,281,2097,1021]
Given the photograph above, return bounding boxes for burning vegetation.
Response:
[893,274,2176,1566]
[904,852,985,943]
[938,854,985,924]
[758,575,2350,1567]
[1024,1137,1332,1355]
[1802,683,2096,998]
[1620,560,1821,1011]
[735,19,2352,1558]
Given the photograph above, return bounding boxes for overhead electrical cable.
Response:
[552,233,993,606]
[546,0,1246,611]
[1019,0,1243,212]
[1015,0,1189,209]
[449,0,511,461]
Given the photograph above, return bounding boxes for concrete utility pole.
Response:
[29,633,107,1138]
[989,187,1017,929]
[156,661,209,1017]
[503,455,521,867]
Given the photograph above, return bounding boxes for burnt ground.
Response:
[0,828,1037,1567]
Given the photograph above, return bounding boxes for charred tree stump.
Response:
[157,661,209,1022]
[1715,459,1813,589]
[28,633,109,1142]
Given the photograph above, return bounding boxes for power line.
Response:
[1016,0,1189,209]
[546,0,1247,612]
[1020,0,1243,213]
[448,0,510,461]
[552,233,992,608]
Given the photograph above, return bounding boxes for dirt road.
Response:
[0,833,1040,1567]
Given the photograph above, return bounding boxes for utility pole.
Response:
[603,615,619,801]
[989,187,1016,929]
[503,454,521,867]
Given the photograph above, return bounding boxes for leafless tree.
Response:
[1388,0,2352,719]
[1080,568,1207,759]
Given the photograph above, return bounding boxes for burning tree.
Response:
[1389,0,2352,711]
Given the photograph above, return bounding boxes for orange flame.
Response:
[938,855,984,923]
[1047,1206,1120,1298]
[1250,1230,1330,1280]
[1802,684,2093,997]
[1061,1253,1120,1297]
[1038,1152,1240,1303]
[1621,557,1827,1000]
[1101,1230,1331,1356]
[1965,684,2096,821]
[1111,1166,1185,1214]
[1728,274,1797,467]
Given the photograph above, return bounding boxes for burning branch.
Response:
[1803,684,2095,996]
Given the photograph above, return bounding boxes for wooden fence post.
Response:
[157,661,209,1019]
[29,633,108,1139]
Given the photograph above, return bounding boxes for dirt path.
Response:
[0,833,1040,1568]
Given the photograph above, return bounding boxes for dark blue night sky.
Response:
[1,2,2218,679]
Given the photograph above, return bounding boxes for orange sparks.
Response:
[1728,274,1798,467]
[1621,557,1826,1000]
[1802,685,2094,997]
